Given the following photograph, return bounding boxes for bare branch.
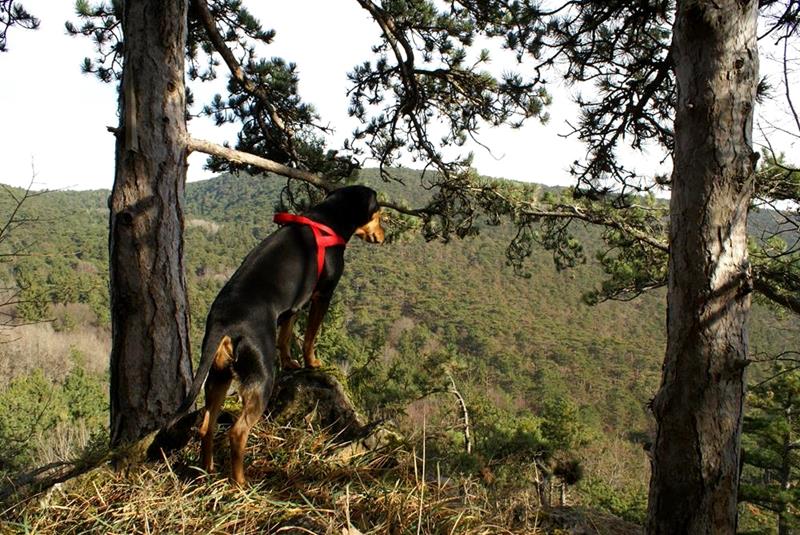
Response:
[781,25,800,134]
[187,136,334,191]
[446,371,472,455]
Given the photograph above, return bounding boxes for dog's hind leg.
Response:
[229,383,268,485]
[229,337,275,485]
[199,335,234,474]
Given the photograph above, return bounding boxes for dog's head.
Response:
[325,185,385,244]
[354,209,384,244]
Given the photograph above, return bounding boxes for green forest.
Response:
[2,0,800,532]
[1,170,797,532]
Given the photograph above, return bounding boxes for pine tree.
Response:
[60,4,796,532]
[740,365,800,535]
[66,0,553,446]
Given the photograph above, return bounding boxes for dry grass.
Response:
[0,427,535,535]
[0,321,109,386]
[186,218,221,234]
[2,421,641,534]
[31,421,101,467]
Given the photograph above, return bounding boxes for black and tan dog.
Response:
[173,185,384,484]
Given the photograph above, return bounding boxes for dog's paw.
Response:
[282,358,302,370]
[305,358,323,369]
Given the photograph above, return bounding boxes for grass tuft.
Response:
[2,420,640,534]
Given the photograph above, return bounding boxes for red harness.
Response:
[273,213,346,278]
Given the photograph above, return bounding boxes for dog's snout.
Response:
[355,211,385,244]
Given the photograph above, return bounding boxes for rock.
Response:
[268,368,399,451]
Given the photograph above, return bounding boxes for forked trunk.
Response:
[109,0,193,446]
[647,1,759,533]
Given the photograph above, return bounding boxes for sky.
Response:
[0,1,795,192]
[0,1,597,191]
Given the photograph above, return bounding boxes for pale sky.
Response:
[0,1,794,192]
[0,0,599,191]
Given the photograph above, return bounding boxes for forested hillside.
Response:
[1,171,797,528]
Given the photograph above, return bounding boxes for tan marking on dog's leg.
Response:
[199,336,234,474]
[213,335,234,370]
[277,314,301,370]
[229,386,266,486]
[302,295,330,368]
[199,373,231,474]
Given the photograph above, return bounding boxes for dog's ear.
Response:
[324,185,380,226]
[345,186,380,220]
[359,188,382,227]
[364,188,379,216]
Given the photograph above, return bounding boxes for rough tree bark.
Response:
[646,1,759,533]
[109,0,193,447]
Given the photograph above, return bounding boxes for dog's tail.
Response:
[167,325,230,428]
[149,327,231,457]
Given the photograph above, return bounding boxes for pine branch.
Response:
[519,205,669,253]
[187,136,334,191]
[192,0,301,162]
[186,136,429,217]
[191,0,289,137]
[753,273,800,316]
[0,0,39,52]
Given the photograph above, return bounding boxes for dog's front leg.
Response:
[302,293,331,368]
[277,314,302,369]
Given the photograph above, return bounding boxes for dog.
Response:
[172,185,384,484]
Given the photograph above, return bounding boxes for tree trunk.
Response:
[777,424,791,535]
[109,0,193,447]
[646,1,759,533]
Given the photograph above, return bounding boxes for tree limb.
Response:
[187,136,334,191]
[191,0,288,135]
[446,372,472,455]
[187,136,430,217]
[520,205,670,252]
[753,275,800,315]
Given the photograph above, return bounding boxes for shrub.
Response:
[0,352,107,477]
[0,369,65,473]
[578,476,647,524]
